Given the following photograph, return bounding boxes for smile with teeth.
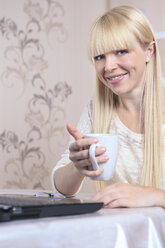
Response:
[110,75,122,80]
[106,73,127,82]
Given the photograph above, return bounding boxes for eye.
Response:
[94,54,105,61]
[117,50,128,55]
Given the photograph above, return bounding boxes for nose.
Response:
[104,54,118,72]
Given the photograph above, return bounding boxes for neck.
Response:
[117,97,143,134]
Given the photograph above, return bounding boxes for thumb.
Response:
[66,123,84,140]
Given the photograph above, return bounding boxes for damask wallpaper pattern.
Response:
[0,0,72,189]
[0,0,106,190]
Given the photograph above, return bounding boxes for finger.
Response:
[66,123,84,140]
[81,167,104,177]
[72,153,109,170]
[69,137,98,151]
[91,192,112,204]
[70,154,109,173]
[91,184,120,202]
[91,187,111,202]
[106,198,131,208]
[69,149,90,162]
[95,147,106,156]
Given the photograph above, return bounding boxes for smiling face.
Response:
[93,38,151,98]
[88,7,155,100]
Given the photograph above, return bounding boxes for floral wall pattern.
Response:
[0,0,71,189]
[0,0,106,190]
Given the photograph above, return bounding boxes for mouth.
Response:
[105,73,127,84]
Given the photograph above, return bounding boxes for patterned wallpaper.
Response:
[0,0,106,190]
[0,0,72,189]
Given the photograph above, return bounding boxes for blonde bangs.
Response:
[88,14,136,61]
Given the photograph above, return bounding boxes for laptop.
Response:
[0,193,103,222]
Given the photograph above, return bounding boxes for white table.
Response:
[0,190,165,248]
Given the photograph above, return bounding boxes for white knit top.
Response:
[51,101,165,193]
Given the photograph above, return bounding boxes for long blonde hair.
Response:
[87,6,163,190]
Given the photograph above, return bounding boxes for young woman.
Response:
[51,5,165,208]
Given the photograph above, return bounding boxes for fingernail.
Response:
[103,155,109,161]
[93,139,98,143]
[100,147,106,151]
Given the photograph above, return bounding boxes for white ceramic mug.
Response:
[85,134,118,181]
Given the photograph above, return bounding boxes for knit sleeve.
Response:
[51,100,94,193]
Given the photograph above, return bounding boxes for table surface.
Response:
[0,189,165,248]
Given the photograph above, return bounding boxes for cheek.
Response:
[121,60,141,74]
[96,71,105,82]
[94,63,104,75]
[120,59,133,70]
[94,65,106,84]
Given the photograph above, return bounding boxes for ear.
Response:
[145,41,155,63]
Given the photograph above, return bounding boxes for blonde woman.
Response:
[52,6,165,208]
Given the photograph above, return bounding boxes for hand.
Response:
[66,123,109,177]
[91,182,165,208]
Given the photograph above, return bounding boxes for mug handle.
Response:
[89,143,101,170]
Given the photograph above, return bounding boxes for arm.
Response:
[53,124,107,196]
[53,161,85,196]
[53,124,85,195]
[92,182,165,208]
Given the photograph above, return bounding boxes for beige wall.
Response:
[0,0,107,190]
